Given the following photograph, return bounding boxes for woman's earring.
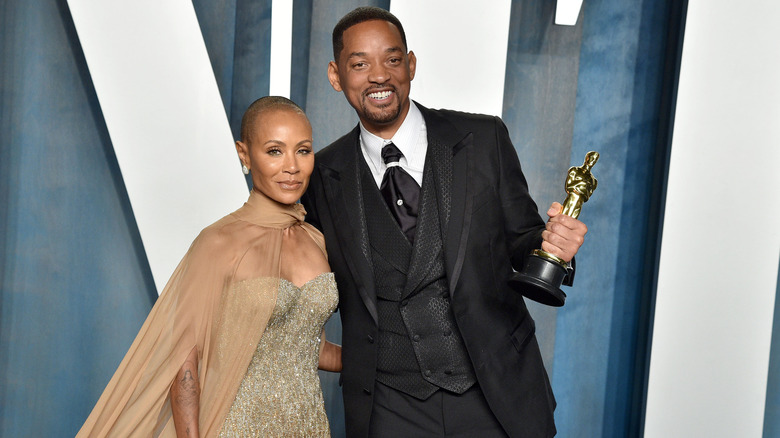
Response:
[242,164,250,175]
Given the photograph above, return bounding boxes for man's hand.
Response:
[541,202,588,262]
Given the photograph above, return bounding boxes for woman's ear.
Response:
[235,140,250,168]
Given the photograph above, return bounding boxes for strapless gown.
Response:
[219,273,338,437]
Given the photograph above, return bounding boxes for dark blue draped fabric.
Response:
[291,0,313,108]
[545,0,682,436]
[0,1,156,436]
[229,0,273,140]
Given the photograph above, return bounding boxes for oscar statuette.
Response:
[510,151,600,306]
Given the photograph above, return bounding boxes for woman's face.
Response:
[237,108,314,205]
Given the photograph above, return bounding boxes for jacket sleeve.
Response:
[492,116,545,269]
[493,116,576,285]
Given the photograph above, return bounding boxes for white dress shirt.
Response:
[359,101,428,187]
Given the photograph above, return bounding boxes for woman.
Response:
[77,96,341,437]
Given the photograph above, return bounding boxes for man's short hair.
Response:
[239,96,305,143]
[332,6,407,62]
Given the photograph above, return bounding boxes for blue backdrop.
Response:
[0,0,685,436]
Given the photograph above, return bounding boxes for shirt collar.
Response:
[359,101,425,170]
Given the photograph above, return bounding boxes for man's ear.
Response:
[327,61,343,92]
[235,140,250,168]
[408,51,417,81]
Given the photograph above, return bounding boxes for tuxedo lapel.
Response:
[415,105,474,298]
[319,128,379,324]
[445,132,473,296]
[402,137,447,297]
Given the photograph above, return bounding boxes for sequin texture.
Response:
[219,273,338,437]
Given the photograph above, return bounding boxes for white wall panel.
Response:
[270,0,293,97]
[391,0,511,117]
[67,0,248,292]
[645,1,780,436]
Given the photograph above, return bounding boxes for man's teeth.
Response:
[368,91,392,99]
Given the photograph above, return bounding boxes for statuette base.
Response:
[509,253,567,307]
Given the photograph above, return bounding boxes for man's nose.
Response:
[368,64,389,83]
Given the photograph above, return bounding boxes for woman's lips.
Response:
[277,180,302,190]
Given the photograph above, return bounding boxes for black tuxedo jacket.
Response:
[302,104,557,437]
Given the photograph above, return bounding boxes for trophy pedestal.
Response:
[509,251,567,307]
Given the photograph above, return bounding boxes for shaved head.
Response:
[239,96,305,144]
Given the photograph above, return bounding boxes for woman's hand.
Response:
[171,346,200,438]
[318,330,342,372]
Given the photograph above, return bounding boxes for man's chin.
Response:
[361,107,401,126]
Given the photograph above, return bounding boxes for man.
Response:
[302,7,587,437]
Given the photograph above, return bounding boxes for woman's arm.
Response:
[171,346,200,438]
[318,330,342,372]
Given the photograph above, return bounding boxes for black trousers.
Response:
[368,381,508,437]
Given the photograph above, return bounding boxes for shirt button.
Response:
[397,199,404,206]
[367,335,374,343]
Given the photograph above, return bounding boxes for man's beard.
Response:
[359,95,402,125]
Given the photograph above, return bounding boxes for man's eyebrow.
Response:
[346,47,404,59]
[346,51,368,59]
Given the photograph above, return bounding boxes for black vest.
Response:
[360,155,475,400]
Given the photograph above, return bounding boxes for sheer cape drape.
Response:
[77,190,326,437]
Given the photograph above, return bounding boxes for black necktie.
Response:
[379,142,420,243]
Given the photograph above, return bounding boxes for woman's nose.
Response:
[283,155,300,173]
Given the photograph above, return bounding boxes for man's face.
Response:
[328,19,416,138]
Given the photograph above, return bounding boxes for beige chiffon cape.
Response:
[77,190,326,437]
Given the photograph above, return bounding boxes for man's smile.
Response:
[367,90,393,101]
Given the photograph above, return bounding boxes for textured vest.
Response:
[360,156,476,400]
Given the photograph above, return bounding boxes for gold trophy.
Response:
[510,151,599,306]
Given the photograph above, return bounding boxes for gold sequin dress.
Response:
[219,272,338,437]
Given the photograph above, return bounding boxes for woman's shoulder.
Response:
[189,214,248,254]
[194,212,286,253]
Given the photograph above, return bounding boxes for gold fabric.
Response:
[219,273,337,437]
[77,190,328,437]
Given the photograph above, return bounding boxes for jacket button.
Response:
[367,334,374,343]
[413,334,420,342]
[445,370,453,375]
[401,299,409,306]
[424,370,432,377]
[363,388,372,395]
[443,329,452,337]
